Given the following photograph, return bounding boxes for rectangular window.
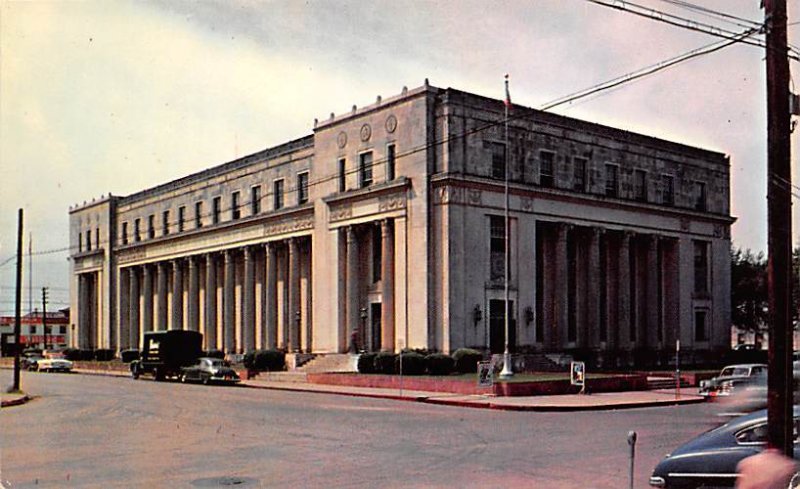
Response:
[634,169,647,202]
[251,186,261,215]
[162,210,170,235]
[573,157,587,192]
[694,309,708,342]
[30,325,37,335]
[359,152,373,188]
[58,325,66,335]
[231,191,241,220]
[134,219,141,242]
[662,175,675,205]
[605,164,618,197]
[372,225,382,284]
[78,232,83,252]
[338,158,346,192]
[694,240,709,294]
[95,228,99,249]
[121,222,128,245]
[86,230,91,251]
[386,144,396,181]
[540,151,555,188]
[195,202,203,228]
[297,172,309,204]
[148,215,155,239]
[489,215,506,281]
[274,179,284,210]
[212,197,221,224]
[491,142,506,180]
[178,206,185,232]
[694,181,707,211]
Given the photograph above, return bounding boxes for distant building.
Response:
[68,82,733,367]
[0,309,70,355]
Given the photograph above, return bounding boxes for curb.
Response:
[1,395,31,408]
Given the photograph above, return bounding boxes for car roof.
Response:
[721,364,768,369]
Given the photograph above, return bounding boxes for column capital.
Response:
[224,249,234,263]
[188,255,197,267]
[346,225,356,243]
[591,226,605,237]
[381,218,392,237]
[243,246,253,260]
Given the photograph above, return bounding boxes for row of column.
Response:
[118,239,308,353]
[77,272,98,349]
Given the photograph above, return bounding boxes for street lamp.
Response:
[359,307,368,353]
[295,311,301,352]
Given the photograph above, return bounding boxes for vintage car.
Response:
[180,357,240,385]
[130,330,203,381]
[650,408,800,488]
[35,357,73,373]
[698,364,767,398]
[22,355,44,371]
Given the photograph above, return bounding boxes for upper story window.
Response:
[694,181,707,211]
[178,206,185,232]
[297,172,309,204]
[231,191,241,220]
[634,169,647,202]
[121,222,129,245]
[372,225,382,284]
[693,240,709,294]
[489,215,507,281]
[162,210,170,235]
[274,179,284,210]
[490,142,506,180]
[338,158,346,192]
[78,232,83,252]
[540,151,555,188]
[573,157,587,192]
[148,215,155,239]
[251,186,261,215]
[195,202,203,228]
[134,218,141,242]
[212,197,221,224]
[359,152,373,188]
[86,230,92,251]
[95,228,99,249]
[662,175,675,205]
[605,164,619,198]
[387,144,396,181]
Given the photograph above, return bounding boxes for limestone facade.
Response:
[69,83,733,365]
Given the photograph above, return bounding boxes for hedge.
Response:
[396,351,426,375]
[94,349,115,361]
[374,352,398,375]
[204,350,225,359]
[357,352,377,373]
[425,353,454,375]
[452,348,483,374]
[243,349,286,371]
[120,349,140,363]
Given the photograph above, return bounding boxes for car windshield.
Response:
[209,360,226,368]
[720,367,750,377]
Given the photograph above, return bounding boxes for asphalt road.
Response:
[1,370,725,489]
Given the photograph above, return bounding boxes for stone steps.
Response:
[296,353,357,373]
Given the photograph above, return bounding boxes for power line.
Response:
[657,0,762,30]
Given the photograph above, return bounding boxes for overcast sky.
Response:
[0,0,797,314]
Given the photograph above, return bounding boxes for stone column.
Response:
[242,246,255,353]
[587,227,602,348]
[157,262,168,331]
[223,250,235,353]
[646,235,660,349]
[346,226,359,351]
[172,259,183,330]
[118,268,130,351]
[380,219,395,351]
[188,256,199,332]
[264,243,278,349]
[554,224,570,349]
[142,265,153,333]
[618,232,632,348]
[78,275,88,348]
[129,267,140,349]
[288,238,300,352]
[205,254,217,350]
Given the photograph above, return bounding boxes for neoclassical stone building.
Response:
[69,82,733,366]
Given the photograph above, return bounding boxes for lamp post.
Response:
[500,75,514,379]
[359,307,368,352]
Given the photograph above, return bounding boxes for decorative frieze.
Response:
[263,216,314,236]
[379,193,407,212]
[329,204,353,223]
[118,248,145,265]
[74,254,104,271]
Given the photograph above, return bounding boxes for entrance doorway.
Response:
[489,299,516,354]
[370,303,382,352]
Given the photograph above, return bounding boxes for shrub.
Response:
[453,348,483,374]
[78,349,94,361]
[120,349,140,363]
[357,352,377,373]
[396,351,426,375]
[425,353,454,376]
[374,352,398,375]
[62,348,80,361]
[250,350,285,371]
[204,349,225,359]
[94,349,115,361]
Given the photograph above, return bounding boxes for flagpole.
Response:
[500,74,514,379]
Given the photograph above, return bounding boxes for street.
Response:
[1,371,724,488]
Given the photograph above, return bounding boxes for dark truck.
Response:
[130,330,202,381]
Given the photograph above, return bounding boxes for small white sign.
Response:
[477,361,493,387]
[570,361,585,387]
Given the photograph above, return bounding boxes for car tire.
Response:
[789,471,800,489]
[202,375,210,385]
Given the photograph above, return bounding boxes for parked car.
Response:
[650,407,800,488]
[699,364,767,398]
[180,357,240,385]
[22,355,44,371]
[36,357,73,373]
[130,330,203,381]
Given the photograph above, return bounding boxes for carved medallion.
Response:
[521,197,533,211]
[337,131,347,149]
[385,115,398,133]
[360,124,372,142]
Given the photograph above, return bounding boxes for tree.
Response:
[731,247,768,332]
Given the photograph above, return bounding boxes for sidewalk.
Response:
[241,377,705,412]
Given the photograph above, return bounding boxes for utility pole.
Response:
[42,287,49,351]
[12,209,24,392]
[764,0,793,457]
